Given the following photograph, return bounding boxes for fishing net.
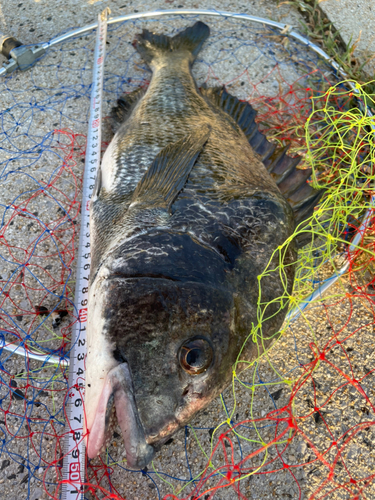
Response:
[1,12,374,500]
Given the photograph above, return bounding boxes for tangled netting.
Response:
[1,13,375,500]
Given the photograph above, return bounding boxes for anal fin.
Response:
[130,124,211,211]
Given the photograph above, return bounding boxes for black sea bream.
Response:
[84,22,321,468]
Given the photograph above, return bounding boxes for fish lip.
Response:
[86,362,155,470]
[144,418,180,446]
[111,362,156,469]
[143,382,214,447]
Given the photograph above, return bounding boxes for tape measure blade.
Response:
[61,10,108,500]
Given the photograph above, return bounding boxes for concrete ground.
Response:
[1,0,374,78]
[322,0,375,77]
[0,0,373,70]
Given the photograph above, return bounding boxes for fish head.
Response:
[84,214,294,468]
[85,270,241,469]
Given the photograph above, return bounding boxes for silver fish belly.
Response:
[84,21,322,469]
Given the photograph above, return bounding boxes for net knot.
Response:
[287,418,295,429]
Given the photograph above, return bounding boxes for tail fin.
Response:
[134,21,210,66]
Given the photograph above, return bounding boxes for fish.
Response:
[84,21,322,469]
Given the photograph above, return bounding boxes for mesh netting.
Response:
[1,13,374,500]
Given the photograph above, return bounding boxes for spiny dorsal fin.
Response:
[200,84,276,163]
[200,84,324,242]
[109,87,147,133]
[265,146,324,233]
[130,125,211,212]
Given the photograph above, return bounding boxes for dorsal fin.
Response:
[130,125,211,212]
[200,84,276,162]
[109,87,147,133]
[200,84,324,242]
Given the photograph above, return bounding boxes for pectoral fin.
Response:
[130,124,211,211]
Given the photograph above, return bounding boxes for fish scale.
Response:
[85,21,322,469]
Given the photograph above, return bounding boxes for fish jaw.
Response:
[84,276,118,454]
[85,371,114,458]
[85,275,155,469]
[110,363,155,468]
[86,363,155,469]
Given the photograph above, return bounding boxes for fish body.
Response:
[85,22,320,468]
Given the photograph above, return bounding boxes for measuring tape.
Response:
[61,9,109,500]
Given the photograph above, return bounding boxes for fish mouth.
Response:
[85,362,155,469]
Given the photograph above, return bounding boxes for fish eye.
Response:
[179,338,213,375]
